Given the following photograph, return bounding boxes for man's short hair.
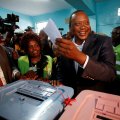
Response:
[69,10,84,28]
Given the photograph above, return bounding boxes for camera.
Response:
[0,13,19,34]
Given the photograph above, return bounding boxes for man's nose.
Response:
[80,23,86,29]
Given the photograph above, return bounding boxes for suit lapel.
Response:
[82,32,97,54]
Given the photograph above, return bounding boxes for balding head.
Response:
[69,10,91,42]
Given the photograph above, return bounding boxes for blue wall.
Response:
[33,8,96,35]
[82,0,95,14]
[33,8,75,35]
[0,7,96,35]
[0,8,33,32]
[3,0,120,36]
[89,15,96,32]
[96,0,120,36]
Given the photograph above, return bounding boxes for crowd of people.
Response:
[0,10,120,97]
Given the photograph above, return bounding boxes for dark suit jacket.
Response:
[0,45,12,84]
[57,32,116,97]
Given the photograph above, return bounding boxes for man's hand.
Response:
[39,78,62,86]
[20,70,38,80]
[56,38,79,59]
[55,38,86,65]
[49,80,62,86]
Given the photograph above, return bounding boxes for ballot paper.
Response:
[43,19,62,44]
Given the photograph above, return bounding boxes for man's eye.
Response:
[75,23,80,26]
[36,44,39,47]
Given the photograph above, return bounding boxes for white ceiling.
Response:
[0,0,73,16]
[0,0,107,16]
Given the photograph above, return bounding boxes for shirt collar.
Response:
[72,37,85,48]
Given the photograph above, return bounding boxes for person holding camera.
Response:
[112,26,120,79]
[108,26,120,95]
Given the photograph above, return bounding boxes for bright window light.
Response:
[36,21,48,34]
[118,8,120,16]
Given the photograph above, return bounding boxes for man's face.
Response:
[112,28,120,46]
[39,31,48,40]
[70,12,91,41]
[39,31,48,46]
[112,29,120,39]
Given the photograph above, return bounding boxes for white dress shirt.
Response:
[73,39,89,73]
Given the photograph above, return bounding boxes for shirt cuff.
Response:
[12,69,20,79]
[82,55,89,69]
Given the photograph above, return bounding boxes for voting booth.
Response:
[0,80,74,120]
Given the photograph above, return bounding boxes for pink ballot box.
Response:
[59,90,120,120]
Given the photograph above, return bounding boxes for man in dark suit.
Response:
[56,10,116,97]
[0,45,12,86]
[0,45,20,86]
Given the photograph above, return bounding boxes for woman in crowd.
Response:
[18,32,53,80]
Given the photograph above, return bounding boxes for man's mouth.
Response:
[78,31,86,36]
